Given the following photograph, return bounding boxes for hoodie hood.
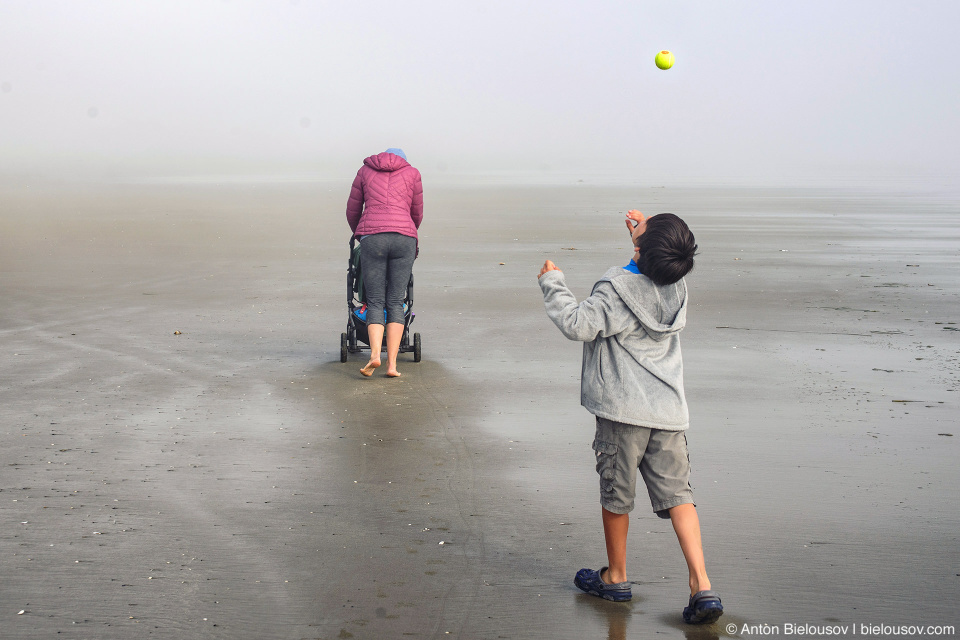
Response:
[604,267,687,340]
[364,151,410,172]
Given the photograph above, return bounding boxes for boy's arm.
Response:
[538,266,632,342]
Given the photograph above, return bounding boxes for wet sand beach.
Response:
[1,181,958,639]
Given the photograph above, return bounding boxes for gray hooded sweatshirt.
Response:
[539,266,689,431]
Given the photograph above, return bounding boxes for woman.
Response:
[345,148,423,377]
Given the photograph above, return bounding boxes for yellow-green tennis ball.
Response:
[655,50,674,70]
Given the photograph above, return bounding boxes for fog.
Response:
[1,0,958,186]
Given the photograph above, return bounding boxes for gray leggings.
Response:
[359,232,417,326]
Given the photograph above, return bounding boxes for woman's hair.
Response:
[637,213,698,286]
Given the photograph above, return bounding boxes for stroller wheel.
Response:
[340,333,348,363]
[413,332,422,362]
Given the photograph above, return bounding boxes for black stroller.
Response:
[340,236,421,363]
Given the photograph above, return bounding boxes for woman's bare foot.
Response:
[360,359,380,377]
[386,368,401,378]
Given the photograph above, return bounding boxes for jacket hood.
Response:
[604,267,687,340]
[364,152,410,172]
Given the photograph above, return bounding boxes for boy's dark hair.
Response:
[636,213,698,286]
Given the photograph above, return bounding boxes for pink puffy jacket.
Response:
[346,152,423,239]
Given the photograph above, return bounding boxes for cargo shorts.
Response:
[592,416,695,518]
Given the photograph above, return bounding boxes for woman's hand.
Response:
[625,209,646,238]
[539,259,561,278]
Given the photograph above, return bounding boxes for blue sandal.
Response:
[574,567,632,602]
[682,590,723,624]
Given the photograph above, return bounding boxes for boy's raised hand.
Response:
[626,209,646,237]
[539,259,561,278]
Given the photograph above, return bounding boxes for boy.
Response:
[537,210,722,625]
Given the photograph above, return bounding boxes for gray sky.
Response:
[1,0,958,186]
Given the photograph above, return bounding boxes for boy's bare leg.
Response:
[668,503,712,595]
[361,324,383,376]
[602,507,629,583]
[384,322,404,377]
